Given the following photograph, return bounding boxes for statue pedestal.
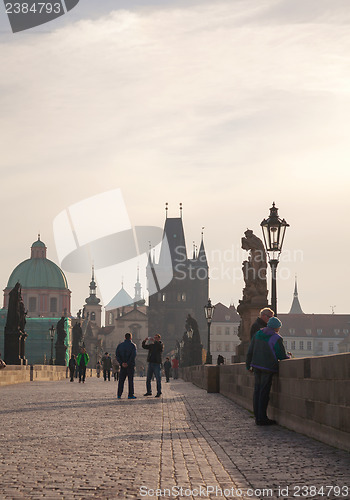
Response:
[55,343,67,366]
[4,329,25,365]
[234,298,268,363]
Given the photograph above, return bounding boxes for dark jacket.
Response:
[142,340,163,364]
[101,355,112,370]
[246,327,290,373]
[77,352,89,367]
[116,339,137,367]
[250,317,267,339]
[163,360,171,373]
[68,357,76,371]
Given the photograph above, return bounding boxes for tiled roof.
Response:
[212,302,240,323]
[278,313,350,338]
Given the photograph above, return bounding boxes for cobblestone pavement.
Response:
[0,376,349,500]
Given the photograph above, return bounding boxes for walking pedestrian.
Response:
[96,360,101,378]
[246,317,290,426]
[77,348,89,383]
[112,356,119,381]
[142,334,164,397]
[171,357,179,380]
[116,332,137,399]
[164,357,171,382]
[101,352,112,381]
[68,354,76,382]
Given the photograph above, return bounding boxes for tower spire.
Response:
[288,275,304,314]
[180,202,183,218]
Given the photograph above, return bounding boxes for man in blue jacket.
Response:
[116,332,137,399]
[246,316,290,426]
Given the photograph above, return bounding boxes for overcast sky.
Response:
[1,0,350,319]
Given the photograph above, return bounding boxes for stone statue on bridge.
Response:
[235,230,269,362]
[4,282,28,365]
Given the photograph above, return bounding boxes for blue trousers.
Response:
[118,365,135,397]
[146,363,161,395]
[253,369,274,423]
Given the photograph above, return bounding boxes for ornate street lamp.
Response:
[260,202,289,315]
[179,339,184,367]
[49,325,55,365]
[204,299,215,364]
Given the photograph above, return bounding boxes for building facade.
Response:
[211,303,240,364]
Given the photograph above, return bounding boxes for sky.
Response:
[0,0,350,319]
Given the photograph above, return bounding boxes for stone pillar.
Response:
[4,329,22,365]
[234,300,268,362]
[55,342,67,366]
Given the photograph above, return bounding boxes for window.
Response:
[50,297,57,313]
[291,341,296,350]
[225,327,230,335]
[177,293,181,302]
[343,329,349,334]
[289,328,295,335]
[307,341,312,351]
[108,312,113,325]
[225,315,230,321]
[216,327,222,336]
[306,329,312,336]
[216,343,222,352]
[328,342,334,352]
[181,293,186,302]
[225,343,230,351]
[318,341,323,351]
[334,329,340,335]
[284,341,288,350]
[28,297,37,312]
[317,329,323,335]
[91,312,96,321]
[299,341,304,350]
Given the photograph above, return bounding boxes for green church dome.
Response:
[7,237,69,290]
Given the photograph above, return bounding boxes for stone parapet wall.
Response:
[0,365,96,386]
[181,353,350,452]
[180,365,220,393]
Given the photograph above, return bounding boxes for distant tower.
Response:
[134,266,142,303]
[288,276,304,314]
[83,266,102,327]
[147,204,208,353]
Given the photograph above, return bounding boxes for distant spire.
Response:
[134,265,142,302]
[165,202,168,219]
[180,202,183,218]
[197,229,208,268]
[192,241,196,259]
[85,264,100,305]
[288,275,304,314]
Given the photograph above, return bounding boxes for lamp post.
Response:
[179,339,184,367]
[49,325,55,365]
[186,327,193,366]
[204,299,215,364]
[260,202,289,315]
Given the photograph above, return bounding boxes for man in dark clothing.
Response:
[116,332,137,399]
[142,334,164,397]
[250,308,274,339]
[101,352,112,381]
[163,357,171,382]
[68,354,76,382]
[246,316,290,426]
[77,348,89,383]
